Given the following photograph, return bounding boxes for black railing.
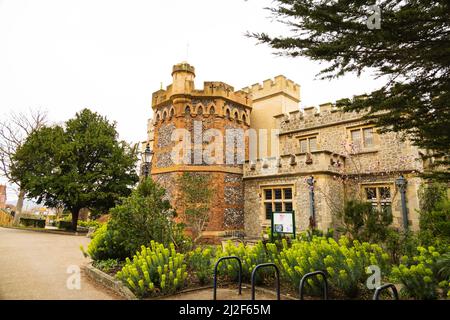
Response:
[373,283,399,300]
[213,256,242,300]
[299,271,328,300]
[251,263,280,300]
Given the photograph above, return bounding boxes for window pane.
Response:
[264,189,272,200]
[380,203,392,215]
[365,187,377,201]
[309,137,317,152]
[379,187,391,200]
[274,189,282,199]
[351,130,361,147]
[284,188,292,200]
[300,139,308,153]
[274,202,283,212]
[284,202,293,212]
[265,203,273,220]
[363,128,374,147]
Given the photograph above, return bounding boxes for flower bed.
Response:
[87,234,450,300]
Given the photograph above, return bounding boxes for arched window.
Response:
[209,106,215,115]
[226,109,231,120]
[156,113,161,122]
[234,111,239,121]
[185,106,191,115]
[197,106,203,115]
[242,113,247,124]
[162,110,167,121]
[169,108,175,118]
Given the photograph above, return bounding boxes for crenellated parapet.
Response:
[243,151,346,179]
[152,63,252,127]
[241,75,300,103]
[274,98,368,135]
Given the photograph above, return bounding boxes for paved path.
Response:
[0,227,119,300]
[160,286,292,300]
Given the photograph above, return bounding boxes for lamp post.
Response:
[306,176,316,229]
[142,143,153,179]
[395,175,408,230]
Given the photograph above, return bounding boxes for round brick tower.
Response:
[151,62,251,238]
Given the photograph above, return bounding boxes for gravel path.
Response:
[0,227,119,300]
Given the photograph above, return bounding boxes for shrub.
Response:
[267,236,390,298]
[78,220,102,229]
[187,246,217,285]
[107,178,180,256]
[390,245,449,299]
[116,241,188,298]
[19,216,46,228]
[57,220,73,230]
[419,198,450,246]
[83,224,128,261]
[85,179,189,261]
[216,241,269,284]
[384,229,419,265]
[92,258,123,275]
[338,199,393,243]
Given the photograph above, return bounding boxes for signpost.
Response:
[271,211,296,241]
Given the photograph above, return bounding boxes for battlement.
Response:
[273,95,370,134]
[241,75,300,102]
[152,81,251,108]
[172,62,195,76]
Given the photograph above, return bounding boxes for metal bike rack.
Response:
[213,256,242,300]
[299,270,328,300]
[373,283,399,300]
[251,263,280,300]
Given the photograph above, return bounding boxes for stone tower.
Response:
[151,62,252,238]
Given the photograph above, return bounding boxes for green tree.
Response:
[177,172,213,243]
[250,0,450,180]
[11,109,138,230]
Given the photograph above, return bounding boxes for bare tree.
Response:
[0,108,48,222]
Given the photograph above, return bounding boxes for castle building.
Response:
[148,62,425,239]
[0,185,6,210]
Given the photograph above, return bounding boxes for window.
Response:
[350,126,376,149]
[351,129,361,148]
[262,186,294,220]
[363,127,374,147]
[363,185,392,214]
[299,136,318,153]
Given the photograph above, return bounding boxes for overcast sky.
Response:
[0,0,387,203]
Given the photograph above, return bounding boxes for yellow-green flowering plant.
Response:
[391,245,449,299]
[215,241,269,283]
[187,246,218,285]
[267,236,390,298]
[116,241,188,298]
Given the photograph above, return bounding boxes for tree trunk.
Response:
[13,189,25,225]
[71,208,80,232]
